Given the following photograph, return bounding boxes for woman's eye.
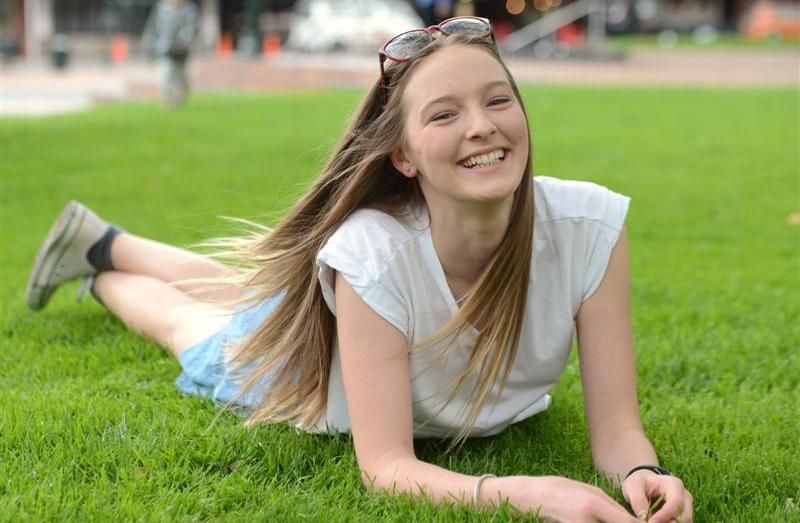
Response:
[488,97,511,107]
[431,112,454,122]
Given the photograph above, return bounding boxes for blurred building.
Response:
[2,0,797,63]
[0,0,295,62]
[484,1,799,35]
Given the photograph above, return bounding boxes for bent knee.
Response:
[165,303,232,357]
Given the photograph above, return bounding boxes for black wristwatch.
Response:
[624,465,673,480]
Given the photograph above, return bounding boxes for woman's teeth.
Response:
[461,149,505,168]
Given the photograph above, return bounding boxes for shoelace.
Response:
[76,274,95,303]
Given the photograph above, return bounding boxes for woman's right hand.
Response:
[489,475,639,523]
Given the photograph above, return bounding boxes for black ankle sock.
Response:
[86,225,122,272]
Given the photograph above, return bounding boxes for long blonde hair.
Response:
[226,33,534,447]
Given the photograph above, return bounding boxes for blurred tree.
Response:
[721,0,738,30]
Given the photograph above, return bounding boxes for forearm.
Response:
[366,456,515,509]
[592,426,658,486]
[367,457,642,520]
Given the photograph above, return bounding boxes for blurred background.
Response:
[1,0,798,115]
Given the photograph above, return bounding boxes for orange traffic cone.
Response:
[110,34,129,63]
[262,32,281,58]
[217,32,234,58]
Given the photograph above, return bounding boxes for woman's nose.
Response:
[464,108,497,140]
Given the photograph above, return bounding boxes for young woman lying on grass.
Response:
[27,18,693,522]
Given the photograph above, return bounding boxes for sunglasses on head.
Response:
[378,16,495,103]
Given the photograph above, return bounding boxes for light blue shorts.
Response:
[174,294,283,408]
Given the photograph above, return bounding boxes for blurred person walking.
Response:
[142,0,199,108]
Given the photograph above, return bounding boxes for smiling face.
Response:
[391,44,530,213]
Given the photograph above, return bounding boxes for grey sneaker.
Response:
[26,201,109,310]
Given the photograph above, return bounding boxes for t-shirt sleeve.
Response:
[581,187,631,302]
[316,216,410,339]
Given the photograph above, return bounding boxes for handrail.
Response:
[501,0,605,53]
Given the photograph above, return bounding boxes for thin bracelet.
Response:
[472,473,496,506]
[624,465,672,480]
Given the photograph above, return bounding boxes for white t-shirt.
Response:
[313,176,630,438]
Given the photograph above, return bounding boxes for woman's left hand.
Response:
[622,470,694,522]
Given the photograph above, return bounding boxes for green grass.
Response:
[2,87,798,522]
[609,32,800,50]
[608,33,800,51]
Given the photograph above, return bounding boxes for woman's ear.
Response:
[390,147,417,179]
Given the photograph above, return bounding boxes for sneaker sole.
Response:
[25,201,87,310]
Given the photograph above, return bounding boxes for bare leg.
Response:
[110,232,243,303]
[93,271,232,358]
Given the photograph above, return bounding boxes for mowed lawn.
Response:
[1,87,797,522]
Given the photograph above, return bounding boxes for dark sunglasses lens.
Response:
[440,18,490,37]
[385,30,430,60]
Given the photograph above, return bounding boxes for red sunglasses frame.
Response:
[377,16,495,103]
